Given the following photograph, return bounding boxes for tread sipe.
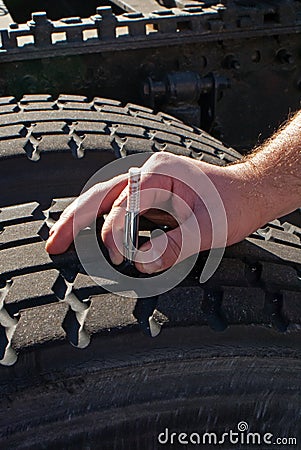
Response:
[0,95,300,448]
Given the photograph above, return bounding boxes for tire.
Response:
[0,95,300,449]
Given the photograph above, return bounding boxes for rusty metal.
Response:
[0,3,300,62]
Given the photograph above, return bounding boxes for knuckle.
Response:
[89,182,102,195]
[148,152,173,167]
[112,192,127,208]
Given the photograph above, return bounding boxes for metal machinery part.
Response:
[143,71,230,129]
[0,1,300,151]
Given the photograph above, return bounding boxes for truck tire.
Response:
[0,95,300,449]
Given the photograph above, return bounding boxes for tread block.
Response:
[0,138,28,158]
[111,124,146,138]
[156,286,206,324]
[73,273,106,301]
[93,98,122,107]
[241,237,301,265]
[0,104,19,115]
[20,95,52,103]
[84,294,137,334]
[190,136,230,154]
[81,134,117,153]
[126,103,154,114]
[260,262,300,290]
[0,202,40,224]
[207,259,247,286]
[0,125,25,140]
[157,112,182,123]
[135,111,165,123]
[22,102,59,112]
[160,116,195,133]
[73,121,107,134]
[37,135,73,153]
[0,97,16,105]
[4,270,58,307]
[12,302,68,349]
[0,221,43,247]
[257,225,301,245]
[98,105,129,115]
[58,102,93,111]
[150,130,182,145]
[270,228,301,245]
[47,198,74,215]
[221,286,268,324]
[30,121,68,135]
[118,137,154,155]
[161,144,191,157]
[57,95,88,103]
[224,240,274,261]
[0,241,52,275]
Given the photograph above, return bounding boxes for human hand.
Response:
[45,153,263,273]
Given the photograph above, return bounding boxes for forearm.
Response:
[227,111,301,226]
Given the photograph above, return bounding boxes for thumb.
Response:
[135,215,201,274]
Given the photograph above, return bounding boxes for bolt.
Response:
[223,55,240,70]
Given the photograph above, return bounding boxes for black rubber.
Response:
[0,94,239,207]
[0,95,300,449]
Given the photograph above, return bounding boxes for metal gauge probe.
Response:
[123,167,141,264]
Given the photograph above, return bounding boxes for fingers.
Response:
[45,214,74,255]
[135,214,202,273]
[45,174,127,254]
[46,152,202,266]
[101,170,174,264]
[101,207,177,266]
[101,204,126,265]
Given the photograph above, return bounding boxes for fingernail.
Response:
[49,222,59,235]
